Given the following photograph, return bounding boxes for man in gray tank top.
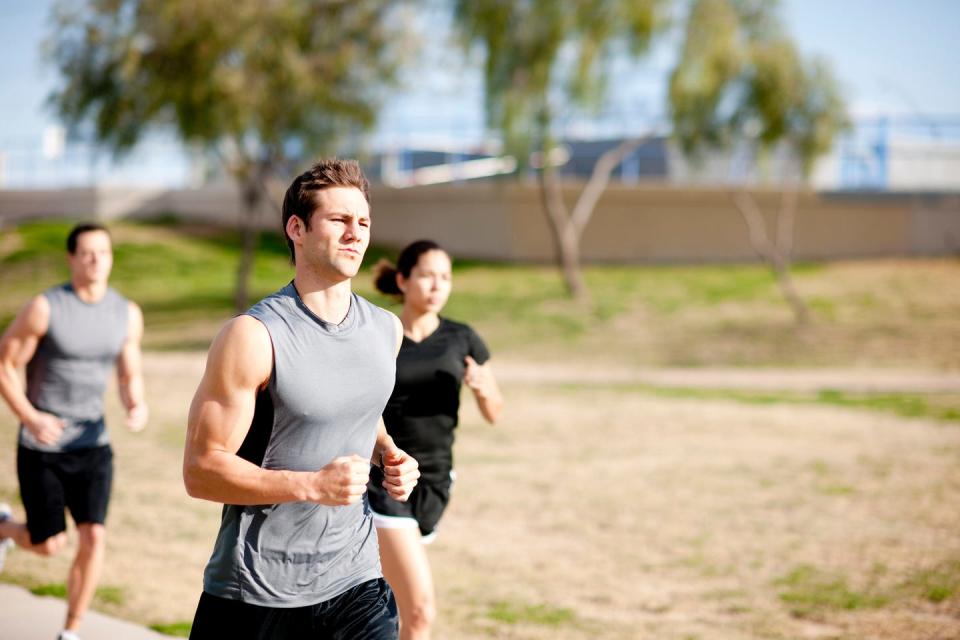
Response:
[0,222,148,640]
[183,158,420,639]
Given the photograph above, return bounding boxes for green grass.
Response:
[29,583,67,598]
[902,559,960,604]
[775,565,889,617]
[27,582,125,605]
[553,382,960,424]
[3,219,960,367]
[95,585,125,605]
[487,600,577,626]
[150,621,192,637]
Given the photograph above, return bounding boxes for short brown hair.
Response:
[281,158,370,263]
[67,222,111,254]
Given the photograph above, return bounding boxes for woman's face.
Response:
[398,249,452,314]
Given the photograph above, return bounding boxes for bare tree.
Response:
[454,0,668,299]
[669,0,848,324]
[48,0,415,309]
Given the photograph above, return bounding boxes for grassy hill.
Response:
[1,218,958,368]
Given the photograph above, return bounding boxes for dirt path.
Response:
[145,351,960,393]
[493,357,960,393]
[0,352,957,639]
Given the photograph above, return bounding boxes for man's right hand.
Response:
[24,411,65,445]
[310,454,371,506]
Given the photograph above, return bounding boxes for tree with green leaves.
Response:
[48,0,413,310]
[453,0,668,299]
[669,0,848,324]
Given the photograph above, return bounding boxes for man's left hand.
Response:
[380,447,419,502]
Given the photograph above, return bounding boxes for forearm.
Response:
[371,419,395,466]
[473,374,504,423]
[476,391,503,423]
[0,363,38,424]
[183,448,315,505]
[118,371,145,411]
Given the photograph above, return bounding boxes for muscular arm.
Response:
[0,296,64,443]
[183,315,370,506]
[116,301,148,431]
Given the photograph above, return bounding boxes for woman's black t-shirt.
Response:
[383,317,490,483]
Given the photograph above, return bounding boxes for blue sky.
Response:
[0,0,958,180]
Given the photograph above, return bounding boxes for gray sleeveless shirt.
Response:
[202,284,398,607]
[20,283,129,452]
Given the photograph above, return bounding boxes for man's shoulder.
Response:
[354,293,399,329]
[212,315,272,359]
[38,283,70,301]
[353,292,390,316]
[245,284,295,320]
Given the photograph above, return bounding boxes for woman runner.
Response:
[368,240,503,639]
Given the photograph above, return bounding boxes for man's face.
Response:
[67,230,113,285]
[296,186,371,281]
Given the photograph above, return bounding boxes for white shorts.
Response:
[371,511,438,545]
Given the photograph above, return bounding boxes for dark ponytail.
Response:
[373,259,402,295]
[373,239,446,298]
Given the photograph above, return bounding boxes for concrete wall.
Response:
[2,183,958,262]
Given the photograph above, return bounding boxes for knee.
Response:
[404,597,436,632]
[77,524,106,551]
[36,532,67,556]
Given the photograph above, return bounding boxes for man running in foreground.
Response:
[183,158,420,639]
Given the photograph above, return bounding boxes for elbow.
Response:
[182,455,209,499]
[182,467,201,499]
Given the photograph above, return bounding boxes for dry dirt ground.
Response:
[1,353,958,639]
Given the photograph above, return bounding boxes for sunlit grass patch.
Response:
[775,565,888,616]
[150,621,192,637]
[902,559,960,604]
[487,600,576,626]
[555,382,960,424]
[29,582,67,598]
[27,582,126,606]
[95,584,125,605]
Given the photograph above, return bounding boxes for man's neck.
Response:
[71,279,108,303]
[293,271,353,324]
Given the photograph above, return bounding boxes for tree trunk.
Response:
[538,162,587,299]
[535,137,650,300]
[234,178,262,312]
[732,190,810,325]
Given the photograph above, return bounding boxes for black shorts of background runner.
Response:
[188,578,398,640]
[17,444,113,544]
[367,466,451,537]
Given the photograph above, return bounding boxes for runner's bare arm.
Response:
[0,296,65,444]
[116,301,148,431]
[183,315,372,506]
[464,356,503,424]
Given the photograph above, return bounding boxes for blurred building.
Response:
[2,115,960,193]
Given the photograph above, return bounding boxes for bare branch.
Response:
[571,136,651,240]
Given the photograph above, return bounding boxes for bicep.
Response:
[186,317,272,456]
[0,296,49,368]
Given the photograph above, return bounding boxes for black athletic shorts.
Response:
[367,466,452,537]
[16,444,113,544]
[189,578,398,640]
